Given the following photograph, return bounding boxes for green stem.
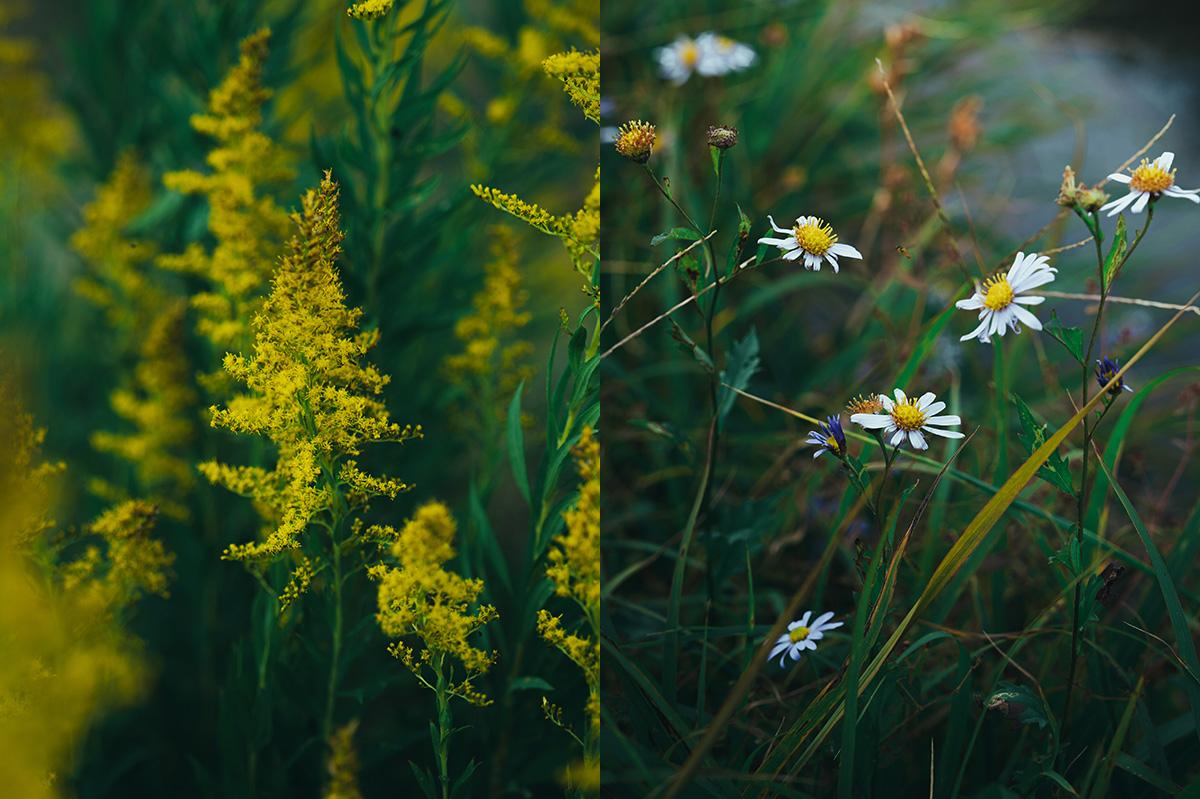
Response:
[435,654,453,799]
[324,533,344,740]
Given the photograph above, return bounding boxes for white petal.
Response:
[1164,187,1200,203]
[961,317,991,342]
[783,248,804,261]
[1010,270,1057,293]
[767,214,791,234]
[1157,151,1175,170]
[908,430,927,449]
[789,646,802,661]
[1132,191,1151,214]
[812,611,835,627]
[829,242,863,259]
[893,389,907,404]
[850,414,889,430]
[925,415,960,426]
[924,427,965,439]
[1107,173,1132,184]
[890,429,906,446]
[1013,295,1045,305]
[879,395,894,412]
[758,235,798,249]
[817,620,844,632]
[956,296,984,310]
[825,254,840,273]
[1010,303,1043,331]
[1101,191,1139,217]
[916,392,937,410]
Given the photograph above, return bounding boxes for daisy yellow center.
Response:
[825,435,839,451]
[793,218,838,256]
[1129,159,1175,194]
[789,626,811,642]
[681,42,699,67]
[982,274,1014,311]
[891,401,926,432]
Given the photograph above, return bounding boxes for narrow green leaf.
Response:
[1103,214,1128,289]
[507,382,531,506]
[651,227,702,246]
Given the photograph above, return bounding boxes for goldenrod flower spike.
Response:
[346,0,393,20]
[202,172,419,566]
[157,28,292,364]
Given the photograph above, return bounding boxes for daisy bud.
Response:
[1077,187,1111,213]
[614,121,656,164]
[706,125,739,150]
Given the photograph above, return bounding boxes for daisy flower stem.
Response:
[642,164,711,271]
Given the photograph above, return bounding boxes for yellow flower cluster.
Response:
[70,154,159,332]
[62,500,174,612]
[444,225,534,432]
[470,49,600,300]
[279,556,315,613]
[73,157,198,519]
[90,301,197,519]
[538,426,601,736]
[203,173,419,570]
[0,401,142,799]
[542,49,599,123]
[323,719,364,799]
[548,426,600,613]
[369,502,499,706]
[459,0,597,142]
[0,4,73,196]
[157,28,292,362]
[347,0,393,20]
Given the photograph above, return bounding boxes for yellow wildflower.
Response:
[323,719,364,799]
[370,501,499,705]
[613,121,655,164]
[0,396,142,799]
[542,49,600,123]
[471,49,600,300]
[548,427,600,614]
[279,556,315,614]
[539,427,601,738]
[203,172,419,565]
[444,225,534,436]
[0,4,73,197]
[70,153,159,333]
[157,28,292,363]
[347,0,393,20]
[90,301,197,519]
[78,500,174,610]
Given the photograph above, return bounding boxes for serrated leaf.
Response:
[983,681,1051,729]
[716,329,760,427]
[1043,311,1084,364]
[1011,394,1073,495]
[651,226,702,246]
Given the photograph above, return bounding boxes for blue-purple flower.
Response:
[1095,357,1133,397]
[806,415,846,459]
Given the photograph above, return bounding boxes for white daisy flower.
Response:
[1100,151,1199,217]
[955,252,1056,343]
[655,35,703,85]
[758,215,863,272]
[769,610,843,667]
[655,32,756,85]
[695,32,756,77]
[850,389,964,451]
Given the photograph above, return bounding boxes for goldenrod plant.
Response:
[0,0,599,794]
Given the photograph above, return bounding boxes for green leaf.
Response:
[709,145,721,177]
[668,320,713,373]
[983,681,1051,729]
[468,480,511,594]
[1043,311,1083,364]
[716,329,760,428]
[1011,394,1073,495]
[1103,214,1128,289]
[508,676,554,693]
[651,226,702,246]
[507,383,531,506]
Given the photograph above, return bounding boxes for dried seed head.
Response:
[706,125,739,150]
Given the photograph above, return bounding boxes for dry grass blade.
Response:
[602,232,716,333]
